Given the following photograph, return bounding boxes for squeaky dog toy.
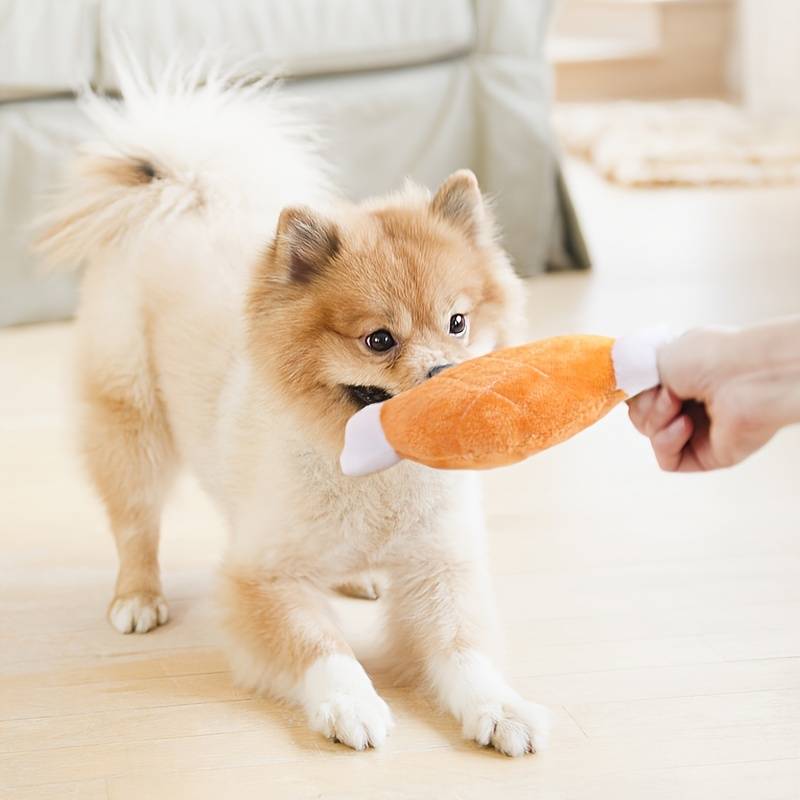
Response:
[340,329,671,476]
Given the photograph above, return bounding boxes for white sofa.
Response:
[0,0,586,326]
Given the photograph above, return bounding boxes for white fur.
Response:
[302,655,393,749]
[428,650,550,756]
[40,61,546,755]
[109,594,169,634]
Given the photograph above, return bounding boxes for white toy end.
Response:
[340,402,401,477]
[612,326,674,397]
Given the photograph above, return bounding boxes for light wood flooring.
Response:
[2,160,799,799]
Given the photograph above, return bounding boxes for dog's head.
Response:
[247,170,526,449]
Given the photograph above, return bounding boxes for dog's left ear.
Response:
[431,170,485,241]
[274,206,340,283]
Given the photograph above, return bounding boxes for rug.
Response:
[554,100,800,187]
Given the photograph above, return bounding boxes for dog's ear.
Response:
[431,170,485,241]
[274,206,340,283]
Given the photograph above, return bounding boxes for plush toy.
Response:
[340,329,671,476]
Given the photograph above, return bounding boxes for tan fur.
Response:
[80,334,176,631]
[382,549,499,683]
[53,141,544,748]
[37,201,110,254]
[84,157,157,187]
[219,567,353,682]
[246,185,523,452]
[220,179,527,723]
[36,159,162,264]
[334,574,383,600]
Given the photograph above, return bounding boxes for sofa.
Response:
[0,0,587,326]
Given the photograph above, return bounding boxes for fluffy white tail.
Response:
[36,56,331,268]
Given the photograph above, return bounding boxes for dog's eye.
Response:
[449,313,467,336]
[365,329,396,352]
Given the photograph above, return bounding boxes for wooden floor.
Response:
[2,161,799,799]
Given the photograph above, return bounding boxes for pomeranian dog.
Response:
[37,64,549,756]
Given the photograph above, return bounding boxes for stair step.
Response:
[548,36,659,64]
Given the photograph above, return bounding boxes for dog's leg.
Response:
[387,548,550,757]
[83,375,175,634]
[220,566,393,749]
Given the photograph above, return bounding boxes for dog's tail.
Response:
[36,53,331,269]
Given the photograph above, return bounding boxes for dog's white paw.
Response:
[108,592,169,634]
[303,654,393,750]
[310,688,393,750]
[432,650,550,757]
[462,695,550,757]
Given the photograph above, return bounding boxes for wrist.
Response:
[722,317,800,430]
[734,316,800,370]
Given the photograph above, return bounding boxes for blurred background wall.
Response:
[548,1,800,188]
[1,0,797,327]
[550,0,736,101]
[738,0,800,115]
[550,0,800,111]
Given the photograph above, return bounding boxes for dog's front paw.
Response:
[108,591,169,634]
[303,654,393,750]
[434,650,550,757]
[462,695,550,757]
[310,688,393,750]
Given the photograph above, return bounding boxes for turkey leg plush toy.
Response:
[340,329,671,476]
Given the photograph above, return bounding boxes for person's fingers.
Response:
[643,387,683,438]
[627,388,659,433]
[680,401,716,471]
[651,413,695,471]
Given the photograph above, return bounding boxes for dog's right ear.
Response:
[272,206,340,284]
[431,170,485,241]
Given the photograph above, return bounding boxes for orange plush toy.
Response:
[340,329,671,476]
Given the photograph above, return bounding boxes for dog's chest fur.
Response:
[233,429,473,576]
[299,448,464,559]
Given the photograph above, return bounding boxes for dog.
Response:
[37,64,549,756]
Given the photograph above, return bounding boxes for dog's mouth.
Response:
[343,384,394,408]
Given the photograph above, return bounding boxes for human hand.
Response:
[627,321,800,471]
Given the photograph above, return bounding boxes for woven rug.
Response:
[554,100,800,187]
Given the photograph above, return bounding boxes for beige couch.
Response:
[0,0,586,326]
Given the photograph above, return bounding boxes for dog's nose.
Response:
[427,363,453,380]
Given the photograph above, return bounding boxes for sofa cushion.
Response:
[99,0,475,89]
[0,100,90,325]
[0,0,97,100]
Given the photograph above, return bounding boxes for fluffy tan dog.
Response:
[38,66,549,755]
